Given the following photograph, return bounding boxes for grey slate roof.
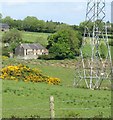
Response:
[20,43,46,50]
[0,23,9,29]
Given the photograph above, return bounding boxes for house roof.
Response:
[20,43,46,50]
[0,23,9,29]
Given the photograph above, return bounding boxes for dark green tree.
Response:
[2,16,14,28]
[47,28,82,59]
[23,16,46,32]
[2,29,22,52]
[23,16,38,31]
[0,13,2,22]
[45,20,56,33]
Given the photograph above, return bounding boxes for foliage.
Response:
[47,28,82,59]
[82,44,92,58]
[38,54,55,60]
[1,15,72,33]
[2,16,14,28]
[99,43,108,59]
[109,39,113,46]
[0,13,2,22]
[1,13,113,34]
[2,29,22,52]
[0,64,60,85]
[23,16,45,32]
[2,56,9,60]
[79,20,112,35]
[81,42,108,59]
[79,20,94,33]
[2,46,10,57]
[2,57,76,86]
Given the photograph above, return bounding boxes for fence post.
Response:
[50,96,55,119]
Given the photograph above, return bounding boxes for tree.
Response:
[23,16,46,32]
[47,28,82,59]
[23,16,38,31]
[2,16,14,28]
[2,29,22,52]
[0,13,2,22]
[45,21,56,33]
[79,20,105,33]
[79,20,94,34]
[14,20,23,30]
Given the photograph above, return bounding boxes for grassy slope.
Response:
[2,58,111,118]
[0,31,50,47]
[21,31,50,47]
[1,30,112,118]
[3,80,111,118]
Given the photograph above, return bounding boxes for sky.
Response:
[0,1,112,25]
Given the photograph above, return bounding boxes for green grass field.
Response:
[2,58,112,118]
[0,31,50,47]
[2,80,111,118]
[21,31,51,47]
[1,30,112,118]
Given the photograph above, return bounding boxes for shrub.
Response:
[38,54,55,60]
[109,40,113,46]
[99,43,107,59]
[0,64,60,85]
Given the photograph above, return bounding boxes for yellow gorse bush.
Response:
[0,64,60,85]
[2,56,9,60]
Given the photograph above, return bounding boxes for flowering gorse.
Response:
[2,56,9,60]
[0,64,60,85]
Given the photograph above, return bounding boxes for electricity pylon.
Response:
[74,0,112,89]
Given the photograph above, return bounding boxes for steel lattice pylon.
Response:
[74,0,112,89]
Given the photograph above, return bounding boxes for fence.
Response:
[2,96,111,118]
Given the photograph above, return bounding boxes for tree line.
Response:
[0,15,78,33]
[1,13,113,35]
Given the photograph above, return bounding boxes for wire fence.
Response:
[2,96,111,118]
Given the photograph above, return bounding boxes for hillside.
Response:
[0,31,51,47]
[3,80,111,118]
[1,30,112,118]
[21,31,51,47]
[2,58,111,118]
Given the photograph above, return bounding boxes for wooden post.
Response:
[50,96,55,119]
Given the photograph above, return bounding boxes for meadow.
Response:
[21,31,51,47]
[1,31,112,118]
[2,80,111,118]
[0,31,50,47]
[2,58,112,118]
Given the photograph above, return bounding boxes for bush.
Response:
[109,40,113,46]
[2,29,22,52]
[2,47,10,57]
[38,54,55,60]
[0,64,60,85]
[99,43,108,59]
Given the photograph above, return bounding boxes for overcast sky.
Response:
[0,1,112,25]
